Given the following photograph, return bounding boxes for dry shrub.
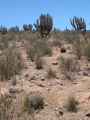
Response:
[59,56,80,79]
[65,95,77,112]
[0,48,23,81]
[47,67,56,79]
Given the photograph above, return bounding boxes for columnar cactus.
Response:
[23,24,33,31]
[34,14,53,37]
[0,26,7,35]
[23,24,28,31]
[70,16,87,43]
[9,26,19,33]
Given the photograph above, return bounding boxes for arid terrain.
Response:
[0,30,90,120]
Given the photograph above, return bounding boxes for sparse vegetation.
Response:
[0,48,23,81]
[84,43,90,61]
[21,92,44,114]
[0,13,90,119]
[59,56,80,79]
[26,40,52,62]
[65,95,77,112]
[47,67,56,79]
[35,57,43,69]
[0,94,13,120]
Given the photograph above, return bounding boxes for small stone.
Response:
[56,76,59,79]
[46,88,50,91]
[68,118,74,120]
[38,82,46,87]
[30,75,36,81]
[0,88,8,95]
[9,87,23,94]
[56,110,63,117]
[25,74,29,77]
[83,118,88,120]
[73,81,77,84]
[83,71,89,76]
[40,77,45,81]
[85,110,90,116]
[52,60,58,65]
[44,103,48,106]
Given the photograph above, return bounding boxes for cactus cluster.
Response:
[9,26,19,33]
[70,16,87,43]
[0,26,7,35]
[23,24,33,31]
[34,14,53,37]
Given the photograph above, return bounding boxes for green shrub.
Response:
[35,57,43,69]
[65,95,77,112]
[26,40,52,62]
[47,67,56,79]
[0,94,13,120]
[84,43,90,60]
[75,46,82,60]
[0,49,23,81]
[53,40,62,47]
[26,47,36,62]
[0,35,9,50]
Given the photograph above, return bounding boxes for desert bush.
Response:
[0,49,23,81]
[26,40,52,62]
[35,57,43,69]
[47,67,56,79]
[65,95,77,112]
[53,39,62,47]
[84,43,90,60]
[0,94,13,120]
[75,46,82,60]
[21,92,44,114]
[60,47,66,53]
[63,30,80,44]
[59,56,80,79]
[0,35,9,50]
[26,47,36,62]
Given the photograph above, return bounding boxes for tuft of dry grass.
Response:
[65,95,77,112]
[59,56,80,79]
[47,67,56,79]
[0,48,23,81]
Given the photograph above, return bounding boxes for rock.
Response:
[79,92,90,104]
[85,110,90,117]
[26,92,44,110]
[68,118,74,120]
[56,110,63,117]
[83,71,89,76]
[40,77,45,81]
[30,75,36,81]
[38,82,46,87]
[9,87,23,94]
[0,88,8,95]
[83,118,88,120]
[46,88,50,91]
[52,60,58,65]
[44,103,48,106]
[25,74,29,77]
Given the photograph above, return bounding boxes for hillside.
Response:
[0,30,90,120]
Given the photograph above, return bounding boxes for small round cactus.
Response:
[60,47,66,53]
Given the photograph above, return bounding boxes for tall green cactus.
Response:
[0,26,7,35]
[23,24,33,31]
[70,16,87,43]
[34,14,53,37]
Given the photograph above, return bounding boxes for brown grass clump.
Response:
[65,95,77,112]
